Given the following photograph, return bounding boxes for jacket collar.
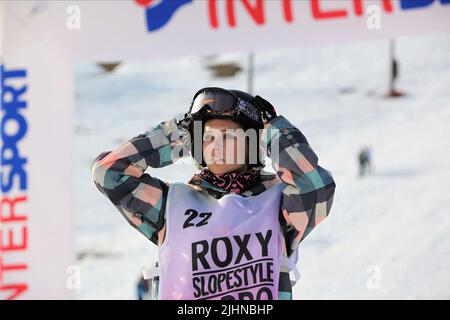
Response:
[186,169,279,199]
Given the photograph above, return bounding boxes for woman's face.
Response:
[202,119,249,174]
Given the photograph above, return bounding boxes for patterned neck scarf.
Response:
[199,167,260,194]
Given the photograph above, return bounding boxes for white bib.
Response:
[158,182,284,300]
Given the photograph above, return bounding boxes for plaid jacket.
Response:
[91,115,336,300]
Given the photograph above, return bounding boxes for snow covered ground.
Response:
[74,32,450,299]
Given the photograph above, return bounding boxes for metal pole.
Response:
[389,38,396,94]
[247,52,254,95]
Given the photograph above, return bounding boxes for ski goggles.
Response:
[189,87,264,126]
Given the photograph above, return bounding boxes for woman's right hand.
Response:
[175,113,193,153]
[177,112,193,131]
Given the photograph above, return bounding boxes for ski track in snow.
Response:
[75,33,450,299]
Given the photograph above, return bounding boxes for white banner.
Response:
[5,0,448,63]
[1,2,75,300]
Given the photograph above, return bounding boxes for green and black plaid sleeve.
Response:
[264,116,336,256]
[91,118,190,245]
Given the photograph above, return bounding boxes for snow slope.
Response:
[74,32,450,299]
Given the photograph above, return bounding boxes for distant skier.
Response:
[136,276,149,300]
[91,87,336,300]
[358,146,372,177]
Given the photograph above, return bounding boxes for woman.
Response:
[91,87,336,300]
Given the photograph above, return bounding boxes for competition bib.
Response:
[158,182,284,300]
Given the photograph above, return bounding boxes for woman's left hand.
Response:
[252,95,277,123]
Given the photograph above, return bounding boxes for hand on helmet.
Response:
[251,95,277,123]
[177,112,193,131]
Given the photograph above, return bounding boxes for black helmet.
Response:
[186,87,265,169]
